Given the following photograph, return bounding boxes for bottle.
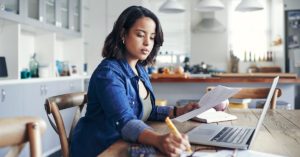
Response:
[29,53,39,78]
[244,51,247,62]
[183,57,190,72]
[249,51,252,62]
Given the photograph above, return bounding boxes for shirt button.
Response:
[132,101,135,104]
[116,122,119,125]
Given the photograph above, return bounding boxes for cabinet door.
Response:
[70,0,81,32]
[55,79,83,141]
[68,79,83,93]
[45,0,56,25]
[0,0,20,15]
[22,81,60,156]
[0,84,23,156]
[0,84,23,118]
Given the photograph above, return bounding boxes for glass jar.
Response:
[29,53,39,78]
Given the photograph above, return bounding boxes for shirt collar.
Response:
[119,59,147,80]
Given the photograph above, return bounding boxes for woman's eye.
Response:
[150,37,155,40]
[137,34,144,37]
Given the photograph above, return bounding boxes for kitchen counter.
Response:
[150,75,300,109]
[151,77,300,84]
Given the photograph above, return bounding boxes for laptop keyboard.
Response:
[210,127,252,144]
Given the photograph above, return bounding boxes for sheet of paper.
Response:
[174,85,241,122]
[180,150,286,157]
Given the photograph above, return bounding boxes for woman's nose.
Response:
[143,37,150,46]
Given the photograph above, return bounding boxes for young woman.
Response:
[71,6,199,157]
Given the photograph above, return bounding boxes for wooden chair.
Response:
[44,92,87,157]
[0,116,46,157]
[207,87,282,109]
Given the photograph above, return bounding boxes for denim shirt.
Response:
[71,58,173,157]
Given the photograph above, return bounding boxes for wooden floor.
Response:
[99,109,300,157]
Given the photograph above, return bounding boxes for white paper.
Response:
[174,85,241,122]
[180,150,286,157]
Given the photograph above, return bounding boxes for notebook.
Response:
[192,108,237,123]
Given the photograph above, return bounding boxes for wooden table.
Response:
[99,109,300,157]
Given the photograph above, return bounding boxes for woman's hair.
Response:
[102,6,164,66]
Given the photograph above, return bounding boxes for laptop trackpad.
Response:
[196,128,216,136]
[188,124,223,142]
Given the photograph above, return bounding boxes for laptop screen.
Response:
[249,76,279,147]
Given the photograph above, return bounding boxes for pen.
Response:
[165,117,192,153]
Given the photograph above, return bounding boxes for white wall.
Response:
[190,0,228,71]
[82,0,107,74]
[83,0,144,74]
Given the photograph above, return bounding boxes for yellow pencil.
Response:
[165,117,192,153]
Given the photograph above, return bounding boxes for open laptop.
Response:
[187,76,279,149]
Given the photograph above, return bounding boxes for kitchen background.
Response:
[1,0,300,156]
[0,0,299,79]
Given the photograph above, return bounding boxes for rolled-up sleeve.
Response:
[94,67,150,142]
[121,120,151,141]
[148,105,173,121]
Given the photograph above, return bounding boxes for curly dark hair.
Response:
[102,6,164,66]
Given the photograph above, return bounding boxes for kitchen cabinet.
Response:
[0,84,23,118]
[22,81,60,156]
[0,78,84,156]
[21,80,83,156]
[0,0,82,35]
[0,0,84,80]
[0,84,22,157]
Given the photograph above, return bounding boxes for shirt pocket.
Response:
[127,96,136,108]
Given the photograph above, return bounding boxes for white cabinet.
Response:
[22,81,60,156]
[0,84,22,156]
[0,0,82,35]
[0,84,23,118]
[21,80,83,156]
[0,78,84,156]
[0,0,84,80]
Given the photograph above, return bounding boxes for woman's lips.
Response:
[141,49,149,54]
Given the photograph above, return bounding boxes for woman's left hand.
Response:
[176,103,199,117]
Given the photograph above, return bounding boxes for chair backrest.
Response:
[44,92,87,157]
[0,116,46,157]
[207,87,282,109]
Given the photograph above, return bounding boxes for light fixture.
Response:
[235,0,263,12]
[159,0,185,13]
[195,0,225,12]
[193,12,226,32]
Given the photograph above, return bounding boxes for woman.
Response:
[71,6,199,157]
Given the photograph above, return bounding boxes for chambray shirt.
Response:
[70,58,173,157]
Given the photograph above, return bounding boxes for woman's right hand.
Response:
[156,133,191,157]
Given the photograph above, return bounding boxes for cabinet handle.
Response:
[70,83,74,91]
[44,85,48,95]
[1,89,6,102]
[40,85,44,95]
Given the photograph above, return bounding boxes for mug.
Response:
[21,69,31,79]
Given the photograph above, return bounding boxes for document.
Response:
[174,85,241,122]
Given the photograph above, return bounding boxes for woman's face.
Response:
[124,17,156,62]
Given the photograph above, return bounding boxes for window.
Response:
[228,0,271,61]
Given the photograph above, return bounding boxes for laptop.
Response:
[187,76,279,149]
